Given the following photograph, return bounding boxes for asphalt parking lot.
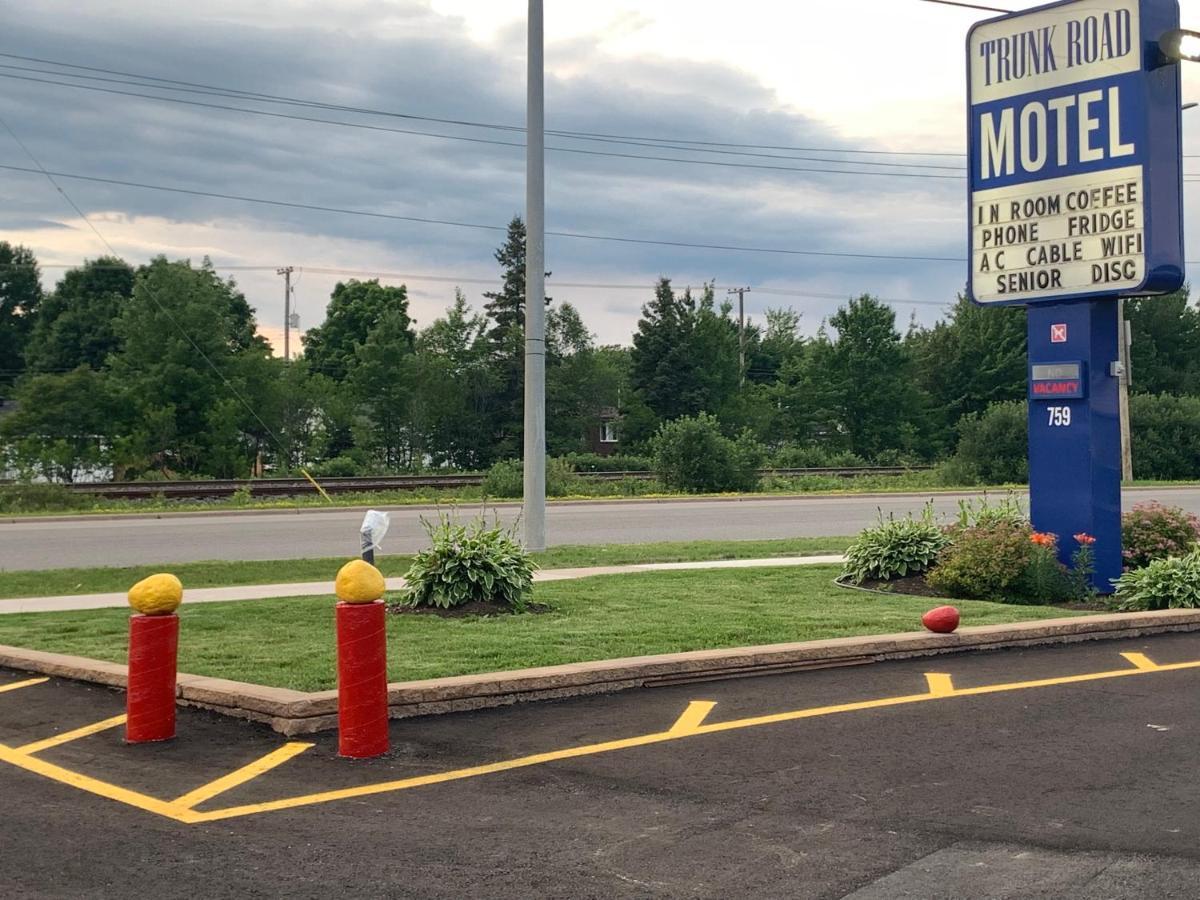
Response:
[2,633,1200,899]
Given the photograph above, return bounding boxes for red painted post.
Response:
[126,613,180,743]
[336,600,389,758]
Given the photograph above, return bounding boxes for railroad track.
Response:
[8,466,931,500]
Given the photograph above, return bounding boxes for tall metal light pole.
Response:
[523,0,547,550]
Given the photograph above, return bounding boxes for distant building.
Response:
[587,407,621,457]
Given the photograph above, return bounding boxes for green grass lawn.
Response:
[0,566,1082,691]
[0,536,852,599]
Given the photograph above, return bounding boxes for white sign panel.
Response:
[966,0,1183,305]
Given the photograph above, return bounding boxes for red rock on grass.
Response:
[922,605,960,634]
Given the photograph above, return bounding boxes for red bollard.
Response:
[336,600,389,758]
[126,613,180,743]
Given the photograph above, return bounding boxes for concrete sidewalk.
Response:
[0,554,846,615]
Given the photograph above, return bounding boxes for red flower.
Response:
[1030,531,1056,547]
[1073,533,1096,545]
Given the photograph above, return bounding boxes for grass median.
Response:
[0,566,1082,690]
[0,536,852,599]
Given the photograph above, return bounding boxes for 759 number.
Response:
[1047,406,1071,427]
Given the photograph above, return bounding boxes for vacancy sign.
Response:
[967,0,1184,305]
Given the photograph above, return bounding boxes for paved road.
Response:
[3,486,1199,571]
[2,634,1199,898]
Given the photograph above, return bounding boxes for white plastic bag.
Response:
[360,509,391,554]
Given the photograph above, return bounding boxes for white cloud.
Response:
[3,0,1200,348]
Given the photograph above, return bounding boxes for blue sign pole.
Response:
[1027,301,1123,589]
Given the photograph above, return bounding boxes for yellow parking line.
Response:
[1120,652,1159,671]
[190,655,1200,823]
[0,677,48,695]
[173,742,314,810]
[3,652,1200,825]
[16,715,127,755]
[924,673,956,696]
[0,741,198,823]
[668,700,716,735]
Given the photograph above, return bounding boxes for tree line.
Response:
[4,217,1200,483]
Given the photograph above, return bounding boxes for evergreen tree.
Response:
[0,242,43,396]
[347,309,420,470]
[303,279,414,382]
[775,296,925,460]
[480,216,551,459]
[908,293,1027,452]
[1124,286,1200,395]
[412,290,496,468]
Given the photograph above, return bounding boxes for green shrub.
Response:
[560,453,651,473]
[842,509,949,583]
[0,482,88,513]
[768,445,866,469]
[394,515,536,610]
[651,413,762,493]
[481,459,523,497]
[927,521,1037,601]
[949,400,1028,485]
[482,458,583,498]
[928,521,1080,604]
[1130,393,1200,480]
[1122,502,1200,570]
[953,492,1027,530]
[307,455,364,477]
[546,458,584,496]
[1111,549,1200,611]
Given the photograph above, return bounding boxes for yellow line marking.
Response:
[16,714,127,755]
[4,653,1200,825]
[191,656,1200,823]
[924,673,956,696]
[0,741,198,823]
[299,467,333,503]
[668,700,717,735]
[1121,652,1159,671]
[173,742,314,810]
[0,677,48,695]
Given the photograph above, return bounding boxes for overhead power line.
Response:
[0,63,969,171]
[918,0,1011,12]
[0,49,970,160]
[0,70,967,180]
[0,118,290,455]
[0,161,969,261]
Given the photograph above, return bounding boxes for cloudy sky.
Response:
[2,0,1200,350]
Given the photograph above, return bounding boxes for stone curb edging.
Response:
[3,608,1199,735]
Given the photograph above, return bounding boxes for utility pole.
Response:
[276,266,294,361]
[1117,299,1133,481]
[523,0,546,551]
[727,286,750,385]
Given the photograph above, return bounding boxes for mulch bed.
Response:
[854,573,952,598]
[843,572,1108,611]
[386,600,553,619]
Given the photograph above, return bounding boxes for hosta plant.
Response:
[1111,549,1200,612]
[394,514,536,611]
[842,508,949,584]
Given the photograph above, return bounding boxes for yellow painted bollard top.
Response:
[335,559,385,603]
[128,573,184,615]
